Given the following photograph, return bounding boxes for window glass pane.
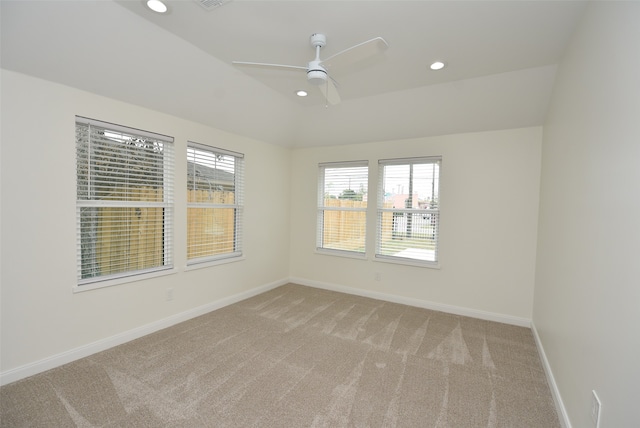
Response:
[187,147,237,194]
[78,127,167,202]
[322,209,367,252]
[79,206,166,279]
[378,158,440,264]
[187,143,244,264]
[382,163,439,209]
[323,166,368,202]
[187,207,238,260]
[377,212,439,261]
[318,162,368,256]
[76,118,173,285]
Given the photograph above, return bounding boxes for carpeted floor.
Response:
[0,283,560,427]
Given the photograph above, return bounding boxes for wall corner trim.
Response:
[531,321,572,428]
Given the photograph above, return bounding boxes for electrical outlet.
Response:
[166,287,174,301]
[374,272,381,281]
[591,390,601,428]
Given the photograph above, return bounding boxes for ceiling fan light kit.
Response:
[232,33,388,105]
[307,63,327,86]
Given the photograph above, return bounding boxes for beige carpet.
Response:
[0,284,560,427]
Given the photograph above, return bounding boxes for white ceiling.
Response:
[1,0,587,148]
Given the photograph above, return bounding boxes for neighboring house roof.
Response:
[188,161,235,192]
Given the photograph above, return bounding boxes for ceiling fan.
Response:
[232,33,388,105]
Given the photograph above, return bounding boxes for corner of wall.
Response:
[531,321,572,428]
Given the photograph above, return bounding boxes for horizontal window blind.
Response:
[376,157,441,265]
[76,117,174,285]
[317,161,368,255]
[187,142,244,264]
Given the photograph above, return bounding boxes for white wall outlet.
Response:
[374,272,381,281]
[591,390,601,428]
[166,287,174,301]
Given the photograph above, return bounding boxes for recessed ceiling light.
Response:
[430,61,446,71]
[147,0,168,13]
[296,90,308,97]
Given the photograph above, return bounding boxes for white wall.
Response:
[534,2,640,427]
[0,70,291,377]
[290,127,542,322]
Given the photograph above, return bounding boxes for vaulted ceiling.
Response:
[1,0,587,148]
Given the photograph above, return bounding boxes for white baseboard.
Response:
[1,277,532,386]
[531,321,572,428]
[289,277,531,327]
[0,278,288,386]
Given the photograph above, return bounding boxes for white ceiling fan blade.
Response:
[318,78,341,105]
[232,61,307,72]
[321,37,388,70]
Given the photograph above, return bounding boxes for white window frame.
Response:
[376,156,441,268]
[186,142,244,267]
[317,161,368,259]
[75,116,174,290]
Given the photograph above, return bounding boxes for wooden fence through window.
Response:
[187,189,236,260]
[95,191,400,274]
[322,199,396,252]
[96,187,164,276]
[93,188,236,276]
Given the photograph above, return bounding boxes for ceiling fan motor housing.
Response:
[307,60,327,85]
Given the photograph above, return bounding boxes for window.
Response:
[377,157,441,266]
[187,142,244,265]
[317,161,368,256]
[76,117,174,286]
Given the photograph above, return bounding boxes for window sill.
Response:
[73,267,178,293]
[374,255,440,269]
[185,255,245,271]
[315,248,367,260]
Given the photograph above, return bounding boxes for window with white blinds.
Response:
[376,157,441,266]
[317,161,368,256]
[75,117,174,286]
[187,142,244,265]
